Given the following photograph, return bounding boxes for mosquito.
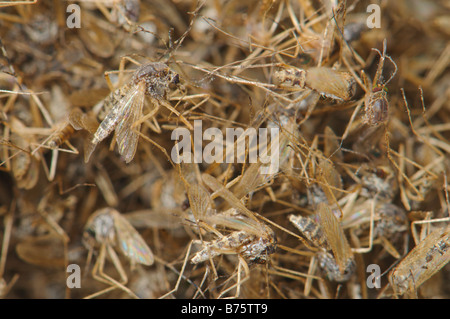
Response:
[192,208,277,266]
[190,207,276,298]
[86,62,189,163]
[44,107,98,156]
[357,164,398,202]
[389,224,450,297]
[274,65,356,102]
[361,39,397,126]
[289,202,355,282]
[83,207,154,298]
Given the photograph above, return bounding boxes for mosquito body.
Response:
[274,66,356,101]
[87,62,180,163]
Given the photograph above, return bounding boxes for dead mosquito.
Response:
[85,61,190,163]
[274,65,356,102]
[190,207,276,298]
[289,202,355,282]
[361,39,398,126]
[357,163,398,202]
[342,200,408,259]
[389,224,450,297]
[45,108,97,150]
[191,208,277,266]
[82,207,154,298]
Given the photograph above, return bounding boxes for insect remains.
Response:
[46,107,98,149]
[389,225,450,297]
[86,62,182,163]
[289,203,355,282]
[83,207,154,298]
[191,208,277,266]
[83,207,154,266]
[362,39,398,126]
[274,65,356,101]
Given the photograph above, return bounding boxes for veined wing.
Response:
[85,85,141,162]
[317,202,353,274]
[115,82,145,163]
[112,210,154,266]
[94,85,140,144]
[232,163,264,200]
[186,184,212,221]
[390,225,450,295]
[306,67,355,101]
[202,173,259,224]
[205,208,267,237]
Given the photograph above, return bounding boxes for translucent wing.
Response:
[115,82,145,163]
[202,173,258,223]
[112,210,154,266]
[306,67,355,101]
[186,184,212,220]
[125,208,183,230]
[323,126,343,161]
[318,158,343,204]
[84,141,97,163]
[205,209,265,237]
[317,202,352,274]
[232,163,264,200]
[95,86,140,143]
[86,85,140,162]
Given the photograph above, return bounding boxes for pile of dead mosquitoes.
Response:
[0,0,449,299]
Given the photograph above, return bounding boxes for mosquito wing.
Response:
[187,184,213,220]
[390,225,450,295]
[317,202,353,274]
[112,210,154,266]
[202,173,258,223]
[318,158,343,204]
[115,82,145,163]
[232,163,264,200]
[306,67,355,101]
[323,126,343,161]
[205,209,266,237]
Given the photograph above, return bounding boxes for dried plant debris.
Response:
[0,0,449,299]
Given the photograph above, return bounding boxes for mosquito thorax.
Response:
[318,251,356,282]
[274,67,306,88]
[132,62,180,99]
[83,209,116,246]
